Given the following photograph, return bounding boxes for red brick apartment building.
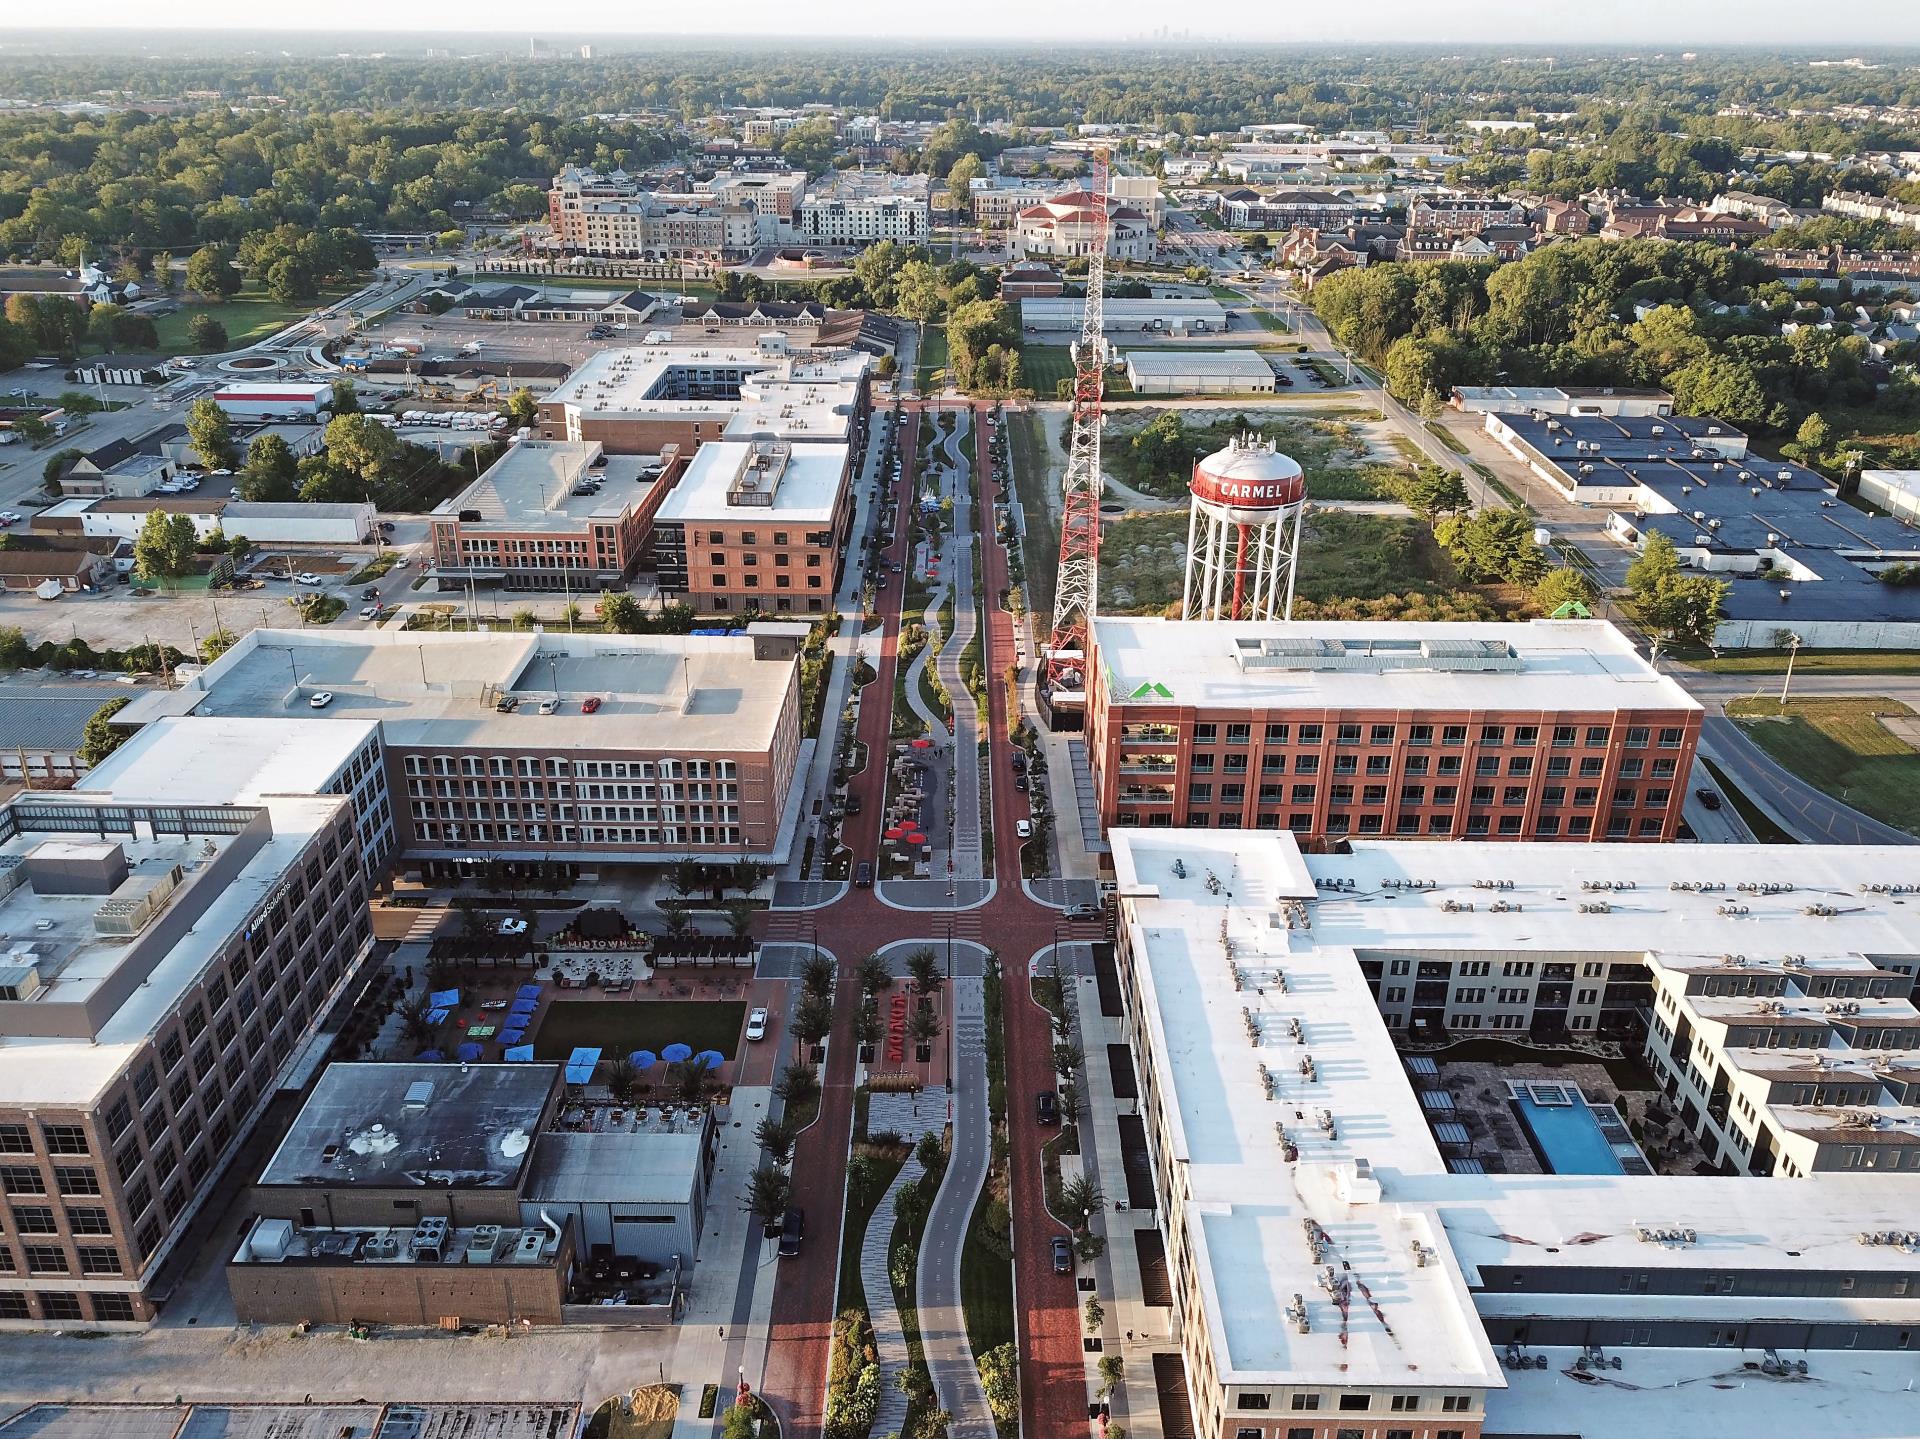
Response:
[1088,619,1702,845]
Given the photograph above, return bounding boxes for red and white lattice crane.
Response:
[1042,147,1110,716]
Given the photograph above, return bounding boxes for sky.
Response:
[4,1,1920,46]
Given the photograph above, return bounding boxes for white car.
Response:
[746,1007,769,1042]
[497,917,529,936]
[296,572,322,586]
[1015,819,1033,839]
[0,512,19,526]
[309,691,334,709]
[359,605,379,619]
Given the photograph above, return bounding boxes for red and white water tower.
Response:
[1181,434,1307,622]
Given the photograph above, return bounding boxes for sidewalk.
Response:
[860,1089,949,1437]
[919,980,993,1439]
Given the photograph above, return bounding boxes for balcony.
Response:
[1120,724,1181,744]
[1120,756,1179,776]
[1117,786,1176,805]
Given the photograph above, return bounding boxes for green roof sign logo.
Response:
[1130,681,1174,700]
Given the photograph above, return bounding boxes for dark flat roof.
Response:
[258,1062,558,1190]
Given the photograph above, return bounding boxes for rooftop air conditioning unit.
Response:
[466,1224,504,1264]
[511,1229,548,1264]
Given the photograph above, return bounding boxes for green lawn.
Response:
[916,326,950,393]
[1018,344,1075,398]
[1726,696,1920,836]
[1006,410,1059,620]
[838,1149,907,1319]
[151,279,360,353]
[1685,650,1920,675]
[960,1182,1015,1363]
[530,999,746,1063]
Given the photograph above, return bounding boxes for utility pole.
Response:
[1779,632,1803,707]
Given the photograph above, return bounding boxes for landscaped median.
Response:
[1726,695,1920,837]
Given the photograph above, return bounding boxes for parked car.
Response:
[1015,819,1033,839]
[746,1007,769,1042]
[359,605,379,620]
[1695,787,1723,810]
[495,695,519,713]
[1015,775,1029,793]
[581,696,603,714]
[1037,1090,1059,1125]
[537,699,558,715]
[362,586,379,601]
[308,691,334,709]
[1051,1235,1073,1274]
[295,572,322,586]
[1010,752,1027,773]
[778,1206,804,1257]
[854,861,874,888]
[844,794,863,815]
[1063,903,1101,920]
[497,917,529,936]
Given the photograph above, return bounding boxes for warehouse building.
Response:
[1087,618,1701,844]
[1104,826,1920,1439]
[1123,349,1276,394]
[1021,296,1228,336]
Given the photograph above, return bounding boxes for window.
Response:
[1289,1395,1320,1412]
[1442,1396,1472,1413]
[68,1208,112,1236]
[23,1244,68,1274]
[1,1166,45,1195]
[55,1167,100,1197]
[1408,724,1433,745]
[1265,723,1290,743]
[78,1247,122,1275]
[0,1125,28,1154]
[1193,724,1218,745]
[1238,1393,1272,1411]
[1370,723,1396,743]
[1480,724,1505,745]
[40,1293,83,1321]
[92,1293,137,1322]
[1226,723,1251,744]
[1442,725,1467,745]
[1298,724,1323,743]
[0,1294,26,1319]
[103,1098,131,1143]
[14,1206,56,1234]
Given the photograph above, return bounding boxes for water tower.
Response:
[1181,433,1307,622]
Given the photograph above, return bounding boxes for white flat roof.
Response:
[1110,828,1501,1389]
[721,379,860,443]
[1093,618,1701,714]
[656,439,849,526]
[1109,826,1920,1393]
[1124,349,1274,377]
[165,628,794,753]
[80,715,378,804]
[544,344,868,423]
[440,439,652,531]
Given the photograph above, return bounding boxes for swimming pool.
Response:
[1511,1084,1632,1175]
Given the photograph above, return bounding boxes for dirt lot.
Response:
[0,570,366,654]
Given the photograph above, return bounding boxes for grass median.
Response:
[1726,696,1920,836]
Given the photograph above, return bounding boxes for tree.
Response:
[755,1115,797,1165]
[186,243,241,299]
[505,387,540,427]
[606,1057,637,1104]
[265,256,316,307]
[745,1164,791,1225]
[226,533,253,564]
[1052,1040,1082,1082]
[667,857,703,899]
[793,993,834,1048]
[601,592,644,633]
[85,301,127,351]
[1385,464,1469,520]
[908,1003,941,1049]
[1533,566,1595,616]
[729,858,766,896]
[238,432,298,501]
[893,260,946,324]
[330,378,359,414]
[185,396,238,469]
[1627,531,1684,599]
[979,1344,1020,1427]
[722,1401,756,1439]
[187,313,228,351]
[1060,1173,1103,1223]
[79,697,132,766]
[1096,1354,1125,1400]
[1434,508,1548,584]
[200,628,239,662]
[1642,572,1729,646]
[857,952,893,997]
[906,946,942,994]
[847,1151,883,1207]
[722,899,758,939]
[324,412,400,479]
[947,153,986,216]
[133,509,198,579]
[42,448,82,492]
[776,1062,819,1105]
[801,951,836,999]
[915,1129,945,1175]
[1084,1295,1105,1333]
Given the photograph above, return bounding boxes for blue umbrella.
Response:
[661,1042,693,1064]
[695,1049,725,1071]
[418,1048,444,1061]
[516,983,543,1001]
[456,1041,483,1063]
[426,1007,451,1025]
[509,1000,537,1016]
[504,1044,535,1062]
[500,1027,526,1045]
[629,1049,658,1069]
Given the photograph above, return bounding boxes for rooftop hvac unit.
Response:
[410,1216,449,1262]
[0,964,44,1003]
[511,1228,548,1264]
[466,1224,504,1264]
[93,865,185,938]
[363,1233,401,1259]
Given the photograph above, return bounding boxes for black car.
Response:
[778,1206,804,1257]
[1051,1235,1073,1274]
[1037,1090,1059,1125]
[1695,787,1723,810]
[845,794,863,816]
[1010,753,1028,773]
[1014,775,1029,792]
[854,861,873,888]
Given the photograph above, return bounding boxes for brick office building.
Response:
[1088,618,1702,844]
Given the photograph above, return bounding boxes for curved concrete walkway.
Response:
[918,978,994,1438]
[932,409,985,881]
[858,1088,949,1438]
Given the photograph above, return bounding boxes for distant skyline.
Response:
[3,3,1920,47]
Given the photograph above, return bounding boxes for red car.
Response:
[581,696,602,714]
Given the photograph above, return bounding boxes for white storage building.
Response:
[1124,349,1276,394]
[212,384,333,420]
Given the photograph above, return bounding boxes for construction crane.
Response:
[1042,147,1110,725]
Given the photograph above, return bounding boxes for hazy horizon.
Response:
[2,4,1920,48]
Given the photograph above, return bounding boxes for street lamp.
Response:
[1778,632,1804,707]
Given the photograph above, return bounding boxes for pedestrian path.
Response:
[919,980,994,1438]
[933,410,985,881]
[859,1088,949,1439]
